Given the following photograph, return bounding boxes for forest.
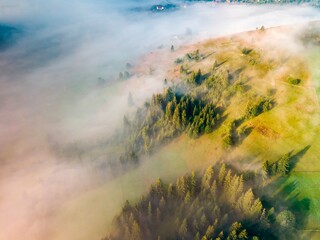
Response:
[105,164,296,240]
[116,50,274,167]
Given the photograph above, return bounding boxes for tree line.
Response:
[117,51,274,166]
[120,87,221,165]
[105,164,296,240]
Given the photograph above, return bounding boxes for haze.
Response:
[0,1,319,240]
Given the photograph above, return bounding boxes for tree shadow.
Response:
[202,51,215,60]
[259,148,312,235]
[276,182,311,229]
[212,112,228,132]
[259,178,311,240]
[241,48,253,55]
[214,60,228,68]
[229,67,245,83]
[201,72,211,83]
[236,126,253,146]
[288,145,311,173]
[226,117,253,147]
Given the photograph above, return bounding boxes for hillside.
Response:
[0,25,20,49]
[52,23,320,240]
[106,164,298,240]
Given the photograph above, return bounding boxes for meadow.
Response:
[51,24,320,240]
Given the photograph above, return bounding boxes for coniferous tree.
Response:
[179,219,188,238]
[195,69,202,85]
[218,164,226,184]
[128,92,134,107]
[109,165,289,240]
[191,171,197,195]
[205,225,214,238]
[131,221,142,240]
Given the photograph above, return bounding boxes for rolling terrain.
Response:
[48,22,320,239]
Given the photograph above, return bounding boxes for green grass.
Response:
[55,28,320,240]
[308,46,320,97]
[174,38,320,238]
[179,37,320,237]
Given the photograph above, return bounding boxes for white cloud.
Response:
[0,1,319,240]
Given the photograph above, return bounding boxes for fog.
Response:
[0,1,319,239]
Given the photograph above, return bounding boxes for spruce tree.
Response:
[179,219,188,238]
[131,221,142,240]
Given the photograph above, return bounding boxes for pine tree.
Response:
[165,102,174,120]
[217,231,224,240]
[278,153,290,176]
[159,196,166,210]
[124,71,130,79]
[185,191,191,204]
[223,170,232,192]
[180,65,185,74]
[168,183,175,198]
[200,214,208,229]
[202,166,214,191]
[262,160,270,176]
[206,225,214,238]
[194,232,201,240]
[179,218,188,238]
[271,163,278,176]
[218,164,226,184]
[177,176,186,197]
[148,201,152,220]
[190,71,196,84]
[131,220,142,240]
[119,72,124,80]
[181,110,187,130]
[193,106,198,117]
[210,180,217,200]
[191,171,197,195]
[238,188,262,219]
[228,175,240,204]
[173,107,181,130]
[128,92,134,107]
[156,207,161,222]
[193,219,200,233]
[228,222,242,240]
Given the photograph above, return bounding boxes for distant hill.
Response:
[130,1,320,14]
[0,25,20,50]
[184,0,319,5]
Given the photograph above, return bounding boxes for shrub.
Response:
[276,210,296,228]
[287,76,301,85]
[241,47,253,55]
[175,58,183,64]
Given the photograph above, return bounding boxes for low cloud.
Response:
[0,1,319,240]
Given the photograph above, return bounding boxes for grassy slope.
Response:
[150,26,320,238]
[53,26,320,240]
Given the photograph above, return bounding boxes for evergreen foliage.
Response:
[120,86,219,163]
[117,50,274,165]
[105,165,292,240]
[245,98,274,119]
[262,153,291,177]
[287,76,301,85]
